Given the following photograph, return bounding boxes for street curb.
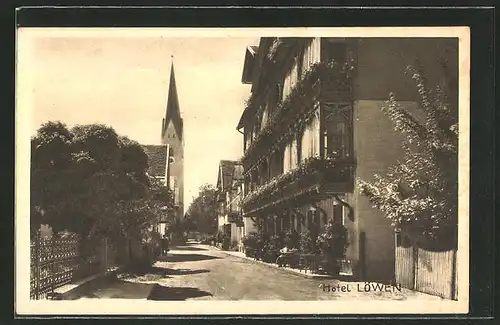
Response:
[212,246,337,280]
[53,266,123,300]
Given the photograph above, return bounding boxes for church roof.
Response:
[163,62,183,141]
[142,145,167,177]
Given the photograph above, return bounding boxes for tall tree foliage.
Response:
[357,63,458,250]
[184,184,218,235]
[31,122,175,242]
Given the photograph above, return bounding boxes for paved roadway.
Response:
[77,243,442,301]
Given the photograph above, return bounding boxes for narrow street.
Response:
[76,243,442,301]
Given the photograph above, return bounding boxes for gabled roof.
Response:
[163,62,183,140]
[216,160,243,191]
[237,38,273,131]
[142,145,167,177]
[241,45,259,84]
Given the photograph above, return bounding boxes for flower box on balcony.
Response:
[243,157,355,215]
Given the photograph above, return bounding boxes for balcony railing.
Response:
[242,155,355,216]
[242,59,355,172]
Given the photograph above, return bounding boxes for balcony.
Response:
[216,192,225,202]
[242,155,355,216]
[241,59,355,170]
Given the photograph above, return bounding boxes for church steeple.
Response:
[162,57,183,141]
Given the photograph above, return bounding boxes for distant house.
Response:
[216,160,248,249]
[142,144,172,237]
[142,144,168,185]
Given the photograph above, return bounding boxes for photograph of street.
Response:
[16,27,469,314]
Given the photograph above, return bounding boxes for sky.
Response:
[18,29,258,212]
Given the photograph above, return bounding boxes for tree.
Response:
[184,184,218,235]
[30,122,175,244]
[357,62,458,250]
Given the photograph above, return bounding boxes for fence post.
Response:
[34,231,40,300]
[451,248,457,300]
[412,242,418,291]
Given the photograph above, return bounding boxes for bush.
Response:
[242,232,259,249]
[215,230,225,244]
[284,229,300,249]
[242,232,260,257]
[299,229,320,254]
[317,221,349,259]
[200,235,215,245]
[262,234,283,263]
[230,240,239,251]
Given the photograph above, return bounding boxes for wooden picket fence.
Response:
[30,233,117,300]
[395,233,457,300]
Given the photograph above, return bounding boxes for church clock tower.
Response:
[161,59,184,222]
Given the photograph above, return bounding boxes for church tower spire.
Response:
[161,55,184,222]
[162,56,183,141]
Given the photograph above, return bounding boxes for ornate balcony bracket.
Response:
[333,194,354,222]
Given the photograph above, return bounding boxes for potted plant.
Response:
[255,232,270,260]
[242,232,260,257]
[299,229,320,254]
[316,221,348,275]
[262,234,284,263]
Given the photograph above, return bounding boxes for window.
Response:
[275,217,282,234]
[296,53,303,81]
[323,104,351,158]
[261,160,269,184]
[333,203,343,225]
[301,110,321,160]
[283,143,291,173]
[276,83,283,105]
[262,104,269,127]
[243,130,247,151]
[290,137,298,170]
[254,112,261,136]
[321,39,347,64]
[297,131,303,163]
[314,213,321,228]
[303,38,321,75]
[296,215,302,233]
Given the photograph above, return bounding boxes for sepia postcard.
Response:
[16,27,470,315]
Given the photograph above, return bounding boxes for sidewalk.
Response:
[214,246,337,279]
[52,266,123,300]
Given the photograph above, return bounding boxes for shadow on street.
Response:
[119,266,210,281]
[172,245,209,251]
[147,284,213,300]
[161,253,220,263]
[79,278,156,299]
[78,278,212,300]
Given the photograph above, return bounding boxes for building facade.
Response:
[161,62,185,223]
[216,160,246,248]
[237,37,457,282]
[142,144,171,236]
